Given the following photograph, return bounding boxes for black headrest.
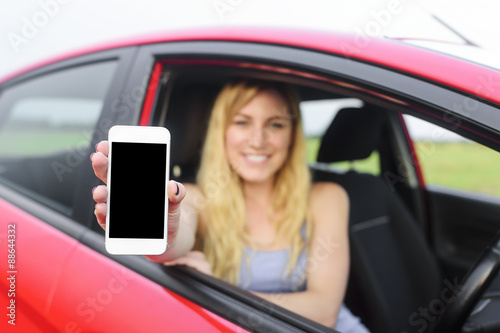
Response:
[317,107,383,163]
[165,83,221,181]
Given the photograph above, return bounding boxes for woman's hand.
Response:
[90,140,190,262]
[164,251,213,276]
[91,140,110,229]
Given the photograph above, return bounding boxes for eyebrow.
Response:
[268,115,292,122]
[233,113,291,121]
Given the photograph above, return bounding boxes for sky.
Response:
[1,0,500,80]
[1,0,498,142]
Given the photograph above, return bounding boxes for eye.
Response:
[234,120,248,126]
[268,116,291,130]
[270,122,284,129]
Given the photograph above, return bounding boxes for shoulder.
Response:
[310,182,349,210]
[309,182,349,228]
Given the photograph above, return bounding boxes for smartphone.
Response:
[105,125,171,255]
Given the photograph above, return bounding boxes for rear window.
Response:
[301,98,379,175]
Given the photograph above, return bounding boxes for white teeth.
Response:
[246,155,267,162]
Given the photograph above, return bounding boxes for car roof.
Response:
[1,26,499,105]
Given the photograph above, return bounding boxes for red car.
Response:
[1,27,500,333]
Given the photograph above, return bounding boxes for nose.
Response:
[248,126,266,148]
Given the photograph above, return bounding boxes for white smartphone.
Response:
[105,125,171,255]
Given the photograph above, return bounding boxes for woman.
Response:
[92,80,369,332]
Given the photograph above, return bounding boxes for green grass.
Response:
[414,141,500,197]
[307,138,500,198]
[0,129,90,156]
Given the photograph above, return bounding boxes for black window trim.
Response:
[128,41,500,152]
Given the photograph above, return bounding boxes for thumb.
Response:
[167,180,186,239]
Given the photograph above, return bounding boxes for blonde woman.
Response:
[91,80,369,332]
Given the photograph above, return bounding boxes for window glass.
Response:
[0,61,118,215]
[403,114,500,197]
[301,98,379,175]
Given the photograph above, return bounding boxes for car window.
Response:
[403,114,500,198]
[0,61,118,215]
[301,98,380,175]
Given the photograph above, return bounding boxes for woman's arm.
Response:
[91,140,200,263]
[255,182,350,328]
[146,183,202,263]
[144,183,198,263]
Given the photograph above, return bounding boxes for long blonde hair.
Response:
[197,80,312,284]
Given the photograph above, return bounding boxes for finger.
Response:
[91,141,109,184]
[167,180,186,238]
[94,202,107,230]
[96,140,109,157]
[168,180,185,202]
[92,185,108,203]
[91,152,108,184]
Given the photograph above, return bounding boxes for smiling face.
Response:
[225,88,293,185]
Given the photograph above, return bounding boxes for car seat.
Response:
[164,82,222,183]
[313,106,443,333]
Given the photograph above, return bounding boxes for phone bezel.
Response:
[105,125,171,255]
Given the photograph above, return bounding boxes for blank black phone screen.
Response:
[108,142,167,239]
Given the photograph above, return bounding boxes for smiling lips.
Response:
[244,154,269,163]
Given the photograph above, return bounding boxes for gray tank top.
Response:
[237,233,370,332]
[238,224,308,293]
[238,246,307,293]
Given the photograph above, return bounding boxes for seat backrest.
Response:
[313,106,442,333]
[164,82,222,183]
